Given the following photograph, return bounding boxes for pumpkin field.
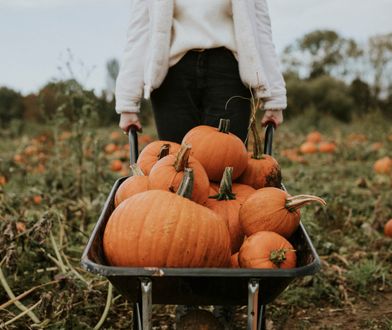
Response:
[0,103,391,329]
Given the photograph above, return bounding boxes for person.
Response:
[115,0,286,143]
[114,0,286,327]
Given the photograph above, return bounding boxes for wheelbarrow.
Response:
[81,124,321,329]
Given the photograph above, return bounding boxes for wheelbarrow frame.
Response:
[81,125,321,329]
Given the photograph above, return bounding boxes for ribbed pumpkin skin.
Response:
[149,155,210,205]
[231,252,240,268]
[137,141,181,175]
[205,198,243,254]
[103,190,231,268]
[239,187,300,238]
[239,231,296,269]
[182,126,248,182]
[114,176,149,207]
[238,154,281,189]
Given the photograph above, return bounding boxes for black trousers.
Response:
[150,47,252,143]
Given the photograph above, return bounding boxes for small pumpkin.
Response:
[149,144,210,204]
[182,119,248,182]
[114,164,149,207]
[239,231,296,269]
[373,157,392,175]
[238,119,281,189]
[318,142,336,153]
[103,169,231,268]
[137,140,181,175]
[306,131,322,144]
[110,159,123,172]
[300,142,318,154]
[384,219,392,237]
[240,187,326,238]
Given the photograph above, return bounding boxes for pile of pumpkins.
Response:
[103,119,326,270]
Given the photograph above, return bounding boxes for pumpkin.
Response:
[230,252,240,268]
[114,164,149,207]
[104,143,118,154]
[149,143,210,204]
[373,157,392,175]
[0,176,6,186]
[103,169,231,268]
[110,159,123,172]
[384,219,392,237]
[306,131,322,144]
[318,142,336,153]
[177,310,224,330]
[238,231,296,269]
[206,167,245,253]
[299,142,318,154]
[182,119,248,182]
[238,120,281,189]
[240,187,326,238]
[137,140,181,175]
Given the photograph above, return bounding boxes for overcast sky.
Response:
[1,0,392,95]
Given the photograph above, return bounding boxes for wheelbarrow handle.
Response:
[128,127,139,166]
[263,122,275,156]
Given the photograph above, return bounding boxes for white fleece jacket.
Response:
[115,0,287,113]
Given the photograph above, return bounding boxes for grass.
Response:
[0,106,391,328]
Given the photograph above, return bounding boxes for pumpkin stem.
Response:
[218,119,231,134]
[129,164,144,176]
[174,143,191,172]
[209,167,236,200]
[177,168,194,200]
[269,248,295,267]
[250,119,264,160]
[157,144,170,160]
[285,194,326,212]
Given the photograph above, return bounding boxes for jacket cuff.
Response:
[115,102,141,114]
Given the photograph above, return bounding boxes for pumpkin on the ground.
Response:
[239,231,296,269]
[384,219,392,237]
[373,157,392,175]
[103,169,231,268]
[240,187,326,238]
[182,119,248,182]
[114,164,149,207]
[137,140,180,175]
[149,143,210,204]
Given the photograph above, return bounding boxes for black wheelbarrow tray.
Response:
[81,125,321,330]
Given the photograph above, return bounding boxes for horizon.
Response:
[1,0,392,95]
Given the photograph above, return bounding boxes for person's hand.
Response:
[119,112,142,133]
[261,109,283,128]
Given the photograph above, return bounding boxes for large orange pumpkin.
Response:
[137,140,181,175]
[103,169,231,268]
[238,120,281,189]
[373,157,392,175]
[114,164,149,207]
[239,231,296,269]
[206,167,245,253]
[240,187,326,238]
[182,119,248,182]
[149,144,210,204]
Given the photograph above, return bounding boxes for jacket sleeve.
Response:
[254,0,287,110]
[115,0,149,114]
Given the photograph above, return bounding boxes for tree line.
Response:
[1,29,391,128]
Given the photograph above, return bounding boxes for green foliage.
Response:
[285,74,354,122]
[0,86,25,127]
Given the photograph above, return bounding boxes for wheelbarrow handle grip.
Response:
[263,122,275,156]
[128,127,139,166]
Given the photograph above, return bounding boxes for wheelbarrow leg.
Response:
[132,303,142,330]
[247,279,259,330]
[141,278,152,330]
